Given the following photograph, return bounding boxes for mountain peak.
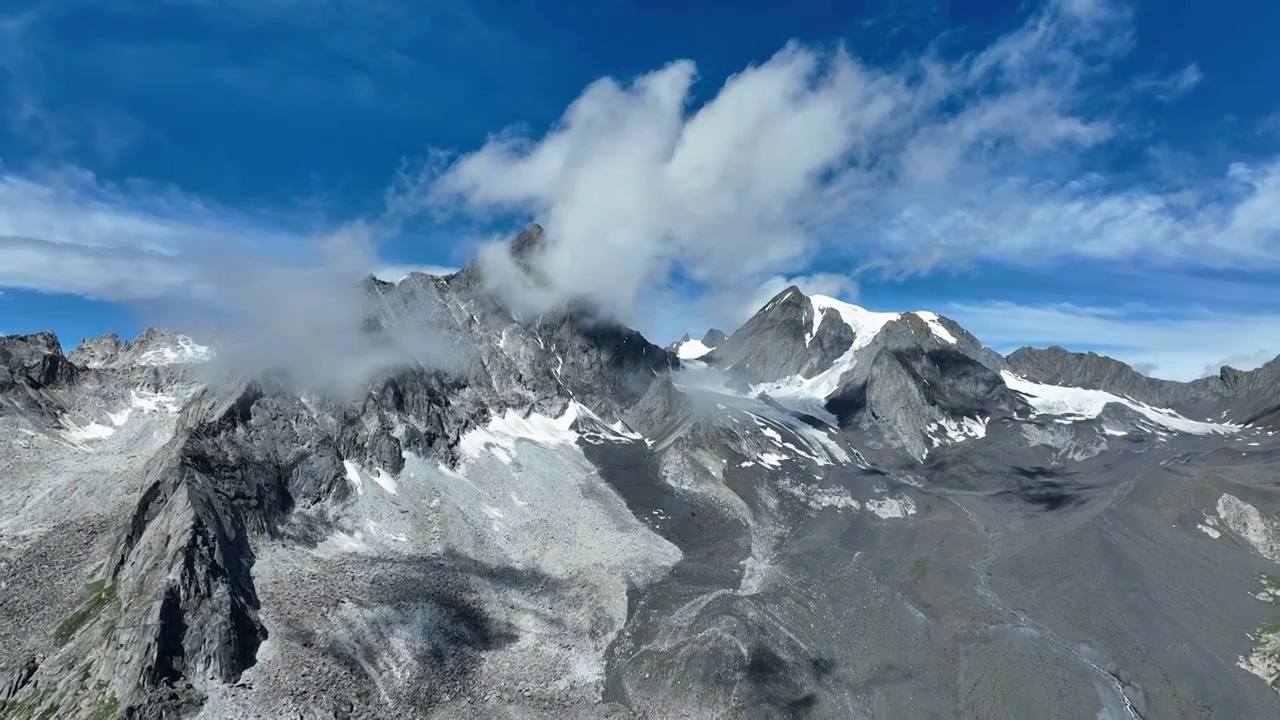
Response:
[68,332,123,368]
[511,222,546,261]
[759,284,809,315]
[0,331,77,397]
[67,328,214,369]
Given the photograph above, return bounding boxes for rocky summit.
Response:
[2,228,1279,719]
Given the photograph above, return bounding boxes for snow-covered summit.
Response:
[710,286,979,403]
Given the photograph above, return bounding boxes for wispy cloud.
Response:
[1135,63,1203,102]
[0,165,462,396]
[0,167,301,298]
[1259,110,1280,137]
[0,5,144,164]
[944,300,1280,380]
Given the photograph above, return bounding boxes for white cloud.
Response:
[861,159,1280,274]
[194,222,463,399]
[0,166,460,300]
[0,236,197,299]
[1135,63,1203,102]
[0,167,302,298]
[1259,110,1280,137]
[422,0,1278,327]
[943,300,1280,380]
[0,168,460,397]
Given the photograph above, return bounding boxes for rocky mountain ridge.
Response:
[2,227,1279,718]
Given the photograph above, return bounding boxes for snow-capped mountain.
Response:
[2,225,1279,718]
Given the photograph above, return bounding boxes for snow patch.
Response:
[459,404,579,461]
[777,478,861,511]
[372,468,398,495]
[607,420,644,441]
[675,338,713,360]
[929,415,988,446]
[61,420,115,443]
[1002,371,1240,436]
[807,295,901,349]
[756,297,900,400]
[574,403,645,445]
[758,452,788,468]
[912,311,958,344]
[761,296,969,401]
[343,460,365,495]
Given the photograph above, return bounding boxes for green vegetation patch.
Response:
[53,579,118,646]
[94,693,121,720]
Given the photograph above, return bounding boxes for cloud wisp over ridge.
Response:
[0,167,462,397]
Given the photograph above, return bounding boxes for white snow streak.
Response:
[343,460,365,495]
[1001,371,1240,436]
[911,311,958,344]
[372,468,398,495]
[929,415,989,447]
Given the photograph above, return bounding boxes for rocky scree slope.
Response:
[1,226,682,718]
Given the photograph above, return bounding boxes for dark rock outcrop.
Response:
[0,332,78,420]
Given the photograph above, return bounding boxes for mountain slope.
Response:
[2,229,1279,718]
[1009,345,1280,429]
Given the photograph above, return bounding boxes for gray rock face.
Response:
[67,333,123,368]
[3,228,1280,718]
[1007,345,1198,406]
[701,328,728,347]
[816,315,1020,461]
[1,332,77,388]
[105,384,352,708]
[0,332,78,421]
[712,285,856,384]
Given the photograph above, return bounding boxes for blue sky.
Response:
[2,0,1279,379]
